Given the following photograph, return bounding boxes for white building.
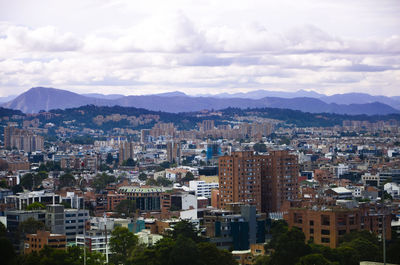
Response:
[384,182,400,199]
[189,180,219,198]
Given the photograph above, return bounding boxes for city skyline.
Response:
[1,0,400,97]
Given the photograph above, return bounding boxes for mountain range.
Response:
[2,87,400,115]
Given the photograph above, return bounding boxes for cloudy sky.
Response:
[0,0,399,97]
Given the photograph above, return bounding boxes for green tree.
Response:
[295,253,333,265]
[138,172,147,181]
[18,217,46,235]
[197,242,237,265]
[122,158,136,167]
[181,171,194,183]
[0,179,8,188]
[106,153,114,164]
[92,173,116,192]
[268,227,311,265]
[115,200,136,217]
[167,220,203,243]
[169,235,201,265]
[11,184,23,194]
[59,173,76,188]
[0,237,17,265]
[156,177,172,187]
[20,173,46,190]
[109,227,138,265]
[145,178,157,186]
[253,142,267,152]
[26,202,46,210]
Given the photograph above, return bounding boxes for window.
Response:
[309,220,314,226]
[321,229,330,235]
[309,228,314,234]
[321,238,330,243]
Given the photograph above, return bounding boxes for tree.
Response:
[167,220,203,243]
[109,227,138,265]
[197,242,237,265]
[18,217,45,235]
[26,202,46,210]
[106,153,114,165]
[122,158,136,167]
[156,177,172,187]
[0,237,17,265]
[0,179,8,188]
[59,173,76,188]
[138,172,147,181]
[295,254,333,265]
[253,142,267,152]
[11,184,23,194]
[181,171,194,183]
[20,173,46,190]
[268,227,311,265]
[169,235,201,265]
[115,200,136,217]
[159,161,171,169]
[145,178,157,186]
[0,221,6,237]
[92,173,116,192]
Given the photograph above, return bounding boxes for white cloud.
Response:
[0,0,399,97]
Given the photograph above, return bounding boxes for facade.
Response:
[76,230,111,259]
[4,126,44,152]
[204,204,266,251]
[64,208,89,243]
[189,180,219,198]
[24,230,66,254]
[118,186,166,211]
[166,141,181,164]
[262,150,299,213]
[119,142,135,165]
[286,205,392,248]
[5,190,61,210]
[218,151,264,211]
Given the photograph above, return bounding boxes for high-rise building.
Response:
[218,150,299,214]
[4,126,44,152]
[166,141,180,164]
[262,150,299,213]
[119,142,135,165]
[201,120,215,132]
[218,151,264,211]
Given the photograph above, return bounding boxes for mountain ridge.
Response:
[3,87,400,115]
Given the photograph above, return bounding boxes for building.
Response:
[6,209,47,251]
[4,126,44,152]
[218,150,299,214]
[64,208,89,243]
[119,142,135,165]
[76,230,111,260]
[204,204,266,251]
[5,190,61,210]
[218,151,264,211]
[166,141,181,164]
[286,205,392,248]
[262,150,299,213]
[189,180,219,198]
[118,186,166,211]
[24,230,66,254]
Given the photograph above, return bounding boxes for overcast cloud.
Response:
[0,0,399,96]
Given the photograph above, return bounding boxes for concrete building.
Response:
[5,190,61,210]
[189,180,219,198]
[24,230,66,254]
[218,151,264,211]
[261,150,299,213]
[204,204,266,251]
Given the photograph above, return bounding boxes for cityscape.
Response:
[1,1,400,265]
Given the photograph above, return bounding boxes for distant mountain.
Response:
[82,93,125,100]
[198,89,323,99]
[0,94,18,103]
[2,87,113,113]
[3,87,400,115]
[320,93,400,110]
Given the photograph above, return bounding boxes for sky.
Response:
[0,0,399,97]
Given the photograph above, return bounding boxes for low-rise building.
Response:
[24,230,66,254]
